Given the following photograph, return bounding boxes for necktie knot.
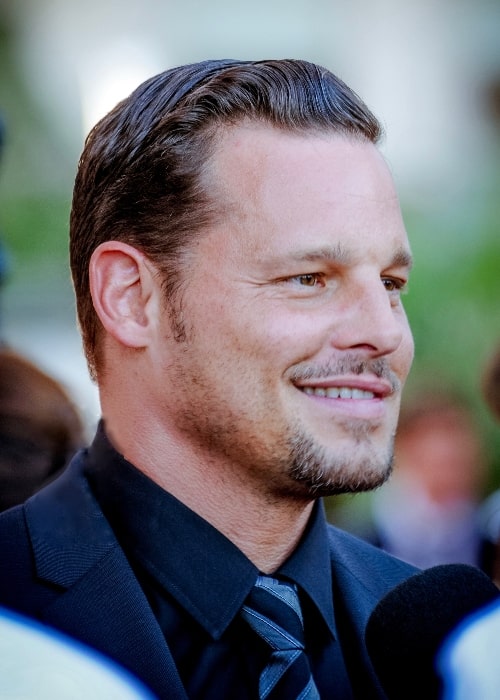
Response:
[241,575,320,700]
[242,576,305,651]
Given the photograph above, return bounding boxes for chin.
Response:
[294,463,393,499]
[285,431,395,499]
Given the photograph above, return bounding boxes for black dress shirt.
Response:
[85,424,353,699]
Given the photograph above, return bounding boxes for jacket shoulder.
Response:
[0,451,116,616]
[0,504,57,615]
[327,522,419,596]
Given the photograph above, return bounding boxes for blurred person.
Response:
[0,116,84,510]
[334,386,489,570]
[0,58,421,699]
[0,347,85,511]
[481,344,500,423]
[478,342,500,585]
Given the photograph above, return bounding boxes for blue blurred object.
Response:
[438,598,500,699]
[0,607,157,699]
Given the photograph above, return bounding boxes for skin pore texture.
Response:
[92,124,414,572]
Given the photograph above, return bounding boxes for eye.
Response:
[381,277,408,294]
[290,273,324,287]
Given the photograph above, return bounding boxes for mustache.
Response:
[288,354,401,392]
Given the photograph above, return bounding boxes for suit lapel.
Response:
[25,457,188,700]
[44,544,187,699]
[327,524,418,699]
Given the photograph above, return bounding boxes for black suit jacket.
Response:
[0,451,417,698]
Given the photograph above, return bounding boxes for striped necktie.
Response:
[241,575,321,700]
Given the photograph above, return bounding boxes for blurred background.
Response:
[0,0,499,494]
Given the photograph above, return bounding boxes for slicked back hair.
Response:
[69,59,382,378]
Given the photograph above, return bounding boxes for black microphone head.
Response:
[365,564,500,700]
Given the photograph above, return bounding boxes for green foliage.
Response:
[0,194,71,281]
[403,205,500,386]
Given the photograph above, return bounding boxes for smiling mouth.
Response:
[300,386,376,399]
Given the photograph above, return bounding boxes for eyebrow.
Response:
[287,244,414,270]
[391,247,414,270]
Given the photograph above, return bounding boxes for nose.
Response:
[331,278,410,358]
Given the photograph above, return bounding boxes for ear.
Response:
[89,241,158,349]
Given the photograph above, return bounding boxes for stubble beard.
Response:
[281,420,396,500]
[280,355,400,499]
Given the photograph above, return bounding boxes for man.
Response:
[0,59,416,698]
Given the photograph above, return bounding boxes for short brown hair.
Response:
[482,344,500,421]
[70,59,382,378]
[0,348,85,511]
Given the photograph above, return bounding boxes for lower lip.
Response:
[299,390,388,420]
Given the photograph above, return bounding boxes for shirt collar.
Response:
[86,422,335,640]
[278,500,336,638]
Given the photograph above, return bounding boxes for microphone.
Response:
[365,564,500,699]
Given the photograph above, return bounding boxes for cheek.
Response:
[395,323,414,379]
[253,315,325,369]
[215,301,296,351]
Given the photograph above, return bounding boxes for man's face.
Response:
[152,124,414,500]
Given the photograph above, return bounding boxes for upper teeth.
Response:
[302,387,375,399]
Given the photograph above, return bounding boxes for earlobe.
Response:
[89,241,157,349]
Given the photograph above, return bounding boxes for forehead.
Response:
[210,123,393,201]
[204,123,410,263]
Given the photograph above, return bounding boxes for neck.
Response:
[220,499,315,573]
[103,415,315,573]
